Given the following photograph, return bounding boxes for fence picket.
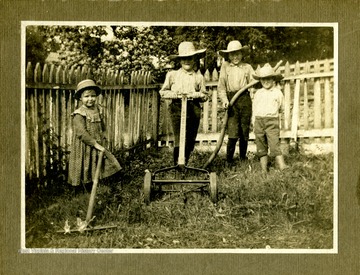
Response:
[68,66,75,84]
[324,59,332,128]
[202,99,209,134]
[114,90,120,148]
[49,64,55,84]
[33,88,40,178]
[25,89,30,178]
[107,89,113,149]
[128,74,135,147]
[56,65,62,84]
[81,65,88,80]
[291,79,301,142]
[42,64,49,83]
[283,62,291,130]
[137,88,141,143]
[39,88,46,177]
[26,62,33,83]
[54,87,60,164]
[211,87,218,132]
[27,89,34,177]
[152,89,159,144]
[211,69,219,82]
[34,63,41,83]
[136,88,142,143]
[303,61,310,130]
[313,60,322,129]
[119,91,125,149]
[204,70,210,82]
[75,67,82,84]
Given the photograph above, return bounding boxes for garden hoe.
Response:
[202,60,283,169]
[144,92,218,204]
[57,150,118,234]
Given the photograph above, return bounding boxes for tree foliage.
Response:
[169,26,334,71]
[26,25,334,83]
[26,26,49,66]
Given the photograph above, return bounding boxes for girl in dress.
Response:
[68,79,121,192]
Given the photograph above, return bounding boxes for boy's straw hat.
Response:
[218,40,250,58]
[253,63,284,81]
[168,41,206,60]
[75,79,101,99]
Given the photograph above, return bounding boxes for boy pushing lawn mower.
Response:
[143,41,218,204]
[159,41,208,166]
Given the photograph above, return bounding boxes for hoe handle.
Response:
[86,150,105,223]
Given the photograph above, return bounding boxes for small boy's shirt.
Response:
[253,87,284,118]
[159,68,207,100]
[218,61,255,103]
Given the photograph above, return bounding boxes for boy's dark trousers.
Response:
[226,91,252,162]
[169,100,201,165]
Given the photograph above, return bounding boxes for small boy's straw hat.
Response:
[75,79,101,99]
[218,40,250,58]
[168,41,206,60]
[253,63,284,81]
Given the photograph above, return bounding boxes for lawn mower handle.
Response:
[161,92,205,100]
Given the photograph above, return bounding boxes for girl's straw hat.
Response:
[168,41,206,60]
[218,40,250,58]
[253,63,284,81]
[75,79,101,99]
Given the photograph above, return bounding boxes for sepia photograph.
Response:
[2,0,359,274]
[22,22,337,252]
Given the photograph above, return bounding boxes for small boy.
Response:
[218,40,255,164]
[252,63,288,172]
[159,41,208,166]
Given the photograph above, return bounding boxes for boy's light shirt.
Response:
[159,68,207,98]
[217,61,255,103]
[253,86,284,117]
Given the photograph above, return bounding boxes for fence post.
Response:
[313,60,322,146]
[283,62,291,130]
[211,69,219,133]
[33,63,41,178]
[313,60,322,129]
[303,61,310,130]
[290,61,301,148]
[324,59,332,129]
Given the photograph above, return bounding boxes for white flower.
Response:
[76,218,88,233]
[64,219,71,234]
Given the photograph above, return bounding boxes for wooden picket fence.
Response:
[158,59,335,150]
[25,58,335,181]
[25,62,160,180]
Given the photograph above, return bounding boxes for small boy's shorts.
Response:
[254,116,282,157]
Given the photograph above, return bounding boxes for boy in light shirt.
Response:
[252,63,288,172]
[159,41,208,166]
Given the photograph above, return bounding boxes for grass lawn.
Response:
[25,146,334,250]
